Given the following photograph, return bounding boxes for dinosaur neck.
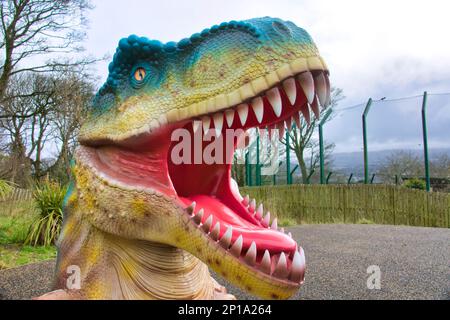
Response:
[106,238,216,300]
[55,209,216,300]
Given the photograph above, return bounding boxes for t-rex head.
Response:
[74,17,330,299]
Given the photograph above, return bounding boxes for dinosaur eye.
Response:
[134,67,147,82]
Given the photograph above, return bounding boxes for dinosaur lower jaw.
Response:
[78,70,330,293]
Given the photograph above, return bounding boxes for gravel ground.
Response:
[1,224,449,300]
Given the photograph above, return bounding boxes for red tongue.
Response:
[181,195,297,255]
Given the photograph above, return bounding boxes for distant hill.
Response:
[258,148,450,183]
[330,148,450,177]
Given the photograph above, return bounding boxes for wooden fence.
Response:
[240,185,450,228]
[0,188,34,216]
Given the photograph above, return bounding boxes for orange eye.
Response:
[134,67,146,82]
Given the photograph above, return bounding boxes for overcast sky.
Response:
[82,0,450,153]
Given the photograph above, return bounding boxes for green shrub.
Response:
[25,181,67,247]
[0,216,34,244]
[357,218,375,225]
[0,179,14,199]
[403,178,426,190]
[278,217,298,227]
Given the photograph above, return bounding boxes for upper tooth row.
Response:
[166,56,329,124]
[187,202,305,283]
[192,71,330,136]
[242,195,287,233]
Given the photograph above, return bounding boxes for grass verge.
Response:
[0,244,56,270]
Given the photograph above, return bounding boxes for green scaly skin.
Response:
[40,17,329,300]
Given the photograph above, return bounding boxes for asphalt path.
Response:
[1,224,448,300]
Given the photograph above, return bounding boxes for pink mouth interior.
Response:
[84,82,311,259]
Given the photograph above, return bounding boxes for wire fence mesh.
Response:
[238,93,450,192]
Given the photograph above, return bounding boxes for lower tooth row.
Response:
[187,202,305,283]
[242,195,284,233]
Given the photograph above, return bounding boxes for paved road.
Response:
[0,224,449,300]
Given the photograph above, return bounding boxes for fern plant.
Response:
[404,178,426,190]
[25,181,68,247]
[0,179,14,199]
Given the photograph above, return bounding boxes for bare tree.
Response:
[0,71,94,185]
[48,71,93,182]
[280,87,344,183]
[0,0,96,116]
[430,153,450,178]
[377,150,423,183]
[0,73,56,185]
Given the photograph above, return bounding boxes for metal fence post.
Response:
[256,134,260,186]
[421,91,431,192]
[362,98,373,184]
[326,172,333,184]
[319,108,333,184]
[290,165,299,184]
[245,152,249,186]
[348,173,354,185]
[286,129,291,185]
[306,170,315,185]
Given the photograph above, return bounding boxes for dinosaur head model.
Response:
[47,17,330,300]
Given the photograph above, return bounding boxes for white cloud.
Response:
[87,0,450,98]
[83,0,450,151]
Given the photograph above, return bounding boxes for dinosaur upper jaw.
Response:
[77,68,330,298]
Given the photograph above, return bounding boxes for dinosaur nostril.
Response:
[272,21,292,38]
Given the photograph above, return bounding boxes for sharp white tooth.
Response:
[288,232,292,238]
[260,250,272,274]
[192,121,201,133]
[268,128,274,140]
[273,252,289,278]
[300,105,311,125]
[210,222,221,241]
[242,195,250,206]
[282,78,297,105]
[187,201,196,215]
[244,241,257,266]
[225,109,235,127]
[249,199,256,213]
[286,118,292,131]
[277,122,285,140]
[201,215,213,233]
[237,103,249,126]
[324,74,331,107]
[251,97,264,123]
[280,227,285,233]
[213,113,223,137]
[230,235,243,257]
[267,87,282,117]
[297,72,315,104]
[311,97,320,119]
[202,116,211,134]
[292,113,301,129]
[193,209,204,225]
[290,248,306,283]
[290,117,296,129]
[262,212,271,228]
[271,218,278,230]
[255,204,263,220]
[219,226,233,249]
[314,72,327,107]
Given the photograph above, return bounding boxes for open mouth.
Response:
[78,69,330,288]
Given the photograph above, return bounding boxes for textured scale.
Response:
[49,16,325,300]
